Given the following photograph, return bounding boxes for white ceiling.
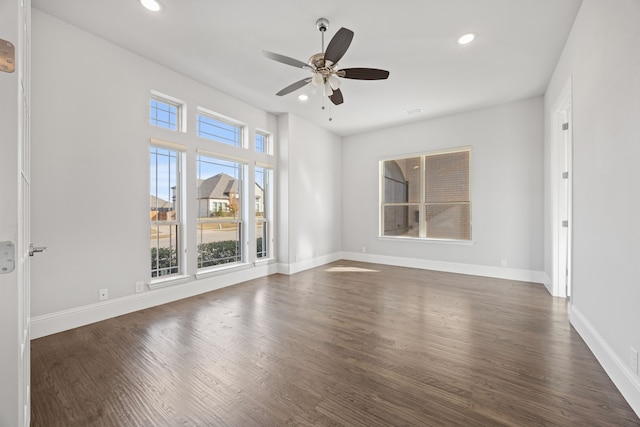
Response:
[32,0,582,136]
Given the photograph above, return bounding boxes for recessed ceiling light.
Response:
[298,94,309,102]
[458,33,475,45]
[140,0,163,12]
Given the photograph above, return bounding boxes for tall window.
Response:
[150,97,181,131]
[381,148,471,240]
[197,111,243,147]
[255,166,271,259]
[196,154,244,269]
[255,131,270,154]
[150,146,183,277]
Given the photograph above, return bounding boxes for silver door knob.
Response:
[29,244,47,257]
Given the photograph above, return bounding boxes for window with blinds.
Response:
[381,148,471,241]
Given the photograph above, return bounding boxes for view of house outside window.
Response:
[149,94,275,280]
[381,148,471,240]
[255,166,269,258]
[196,155,244,269]
[150,146,182,277]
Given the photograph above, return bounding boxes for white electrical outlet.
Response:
[135,281,145,293]
[631,347,638,375]
[501,259,508,267]
[361,246,366,253]
[99,288,108,301]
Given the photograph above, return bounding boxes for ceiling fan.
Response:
[262,18,390,106]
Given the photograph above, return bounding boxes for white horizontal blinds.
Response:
[425,150,471,240]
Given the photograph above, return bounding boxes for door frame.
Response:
[0,1,31,426]
[550,78,573,298]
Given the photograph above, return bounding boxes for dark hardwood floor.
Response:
[31,261,639,426]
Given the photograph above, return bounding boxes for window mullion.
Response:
[419,155,426,238]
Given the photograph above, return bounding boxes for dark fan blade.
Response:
[262,50,313,70]
[276,77,312,96]
[324,28,354,65]
[329,88,344,105]
[339,68,390,80]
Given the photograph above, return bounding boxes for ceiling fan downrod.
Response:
[316,18,329,53]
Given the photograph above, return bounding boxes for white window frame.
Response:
[150,91,186,133]
[255,163,273,261]
[150,139,186,283]
[255,129,272,155]
[195,149,248,271]
[379,146,472,242]
[196,107,246,148]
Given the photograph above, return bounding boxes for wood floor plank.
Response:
[31,261,640,426]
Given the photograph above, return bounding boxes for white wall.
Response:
[30,11,279,334]
[341,97,544,281]
[544,0,640,415]
[277,114,343,274]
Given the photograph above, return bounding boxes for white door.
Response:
[558,110,570,297]
[560,106,572,298]
[0,1,32,426]
[552,79,572,298]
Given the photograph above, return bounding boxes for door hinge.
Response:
[0,241,15,273]
[562,171,569,179]
[0,39,16,73]
[562,123,569,131]
[562,220,568,228]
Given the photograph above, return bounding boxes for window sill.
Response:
[378,236,475,246]
[148,274,191,290]
[195,262,252,280]
[254,257,276,266]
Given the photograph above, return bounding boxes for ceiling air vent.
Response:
[404,107,423,116]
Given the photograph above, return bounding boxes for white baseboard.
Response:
[571,306,640,418]
[31,263,279,339]
[542,272,553,295]
[277,251,342,275]
[341,252,545,284]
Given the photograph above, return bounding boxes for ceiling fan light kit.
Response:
[262,17,389,119]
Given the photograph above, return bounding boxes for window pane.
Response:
[150,147,180,277]
[256,166,270,259]
[256,132,267,153]
[197,156,242,220]
[150,99,178,130]
[383,205,419,237]
[197,114,242,146]
[426,203,471,240]
[150,224,179,277]
[256,221,267,258]
[196,154,243,269]
[197,223,242,268]
[383,157,420,203]
[255,167,265,218]
[426,151,470,203]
